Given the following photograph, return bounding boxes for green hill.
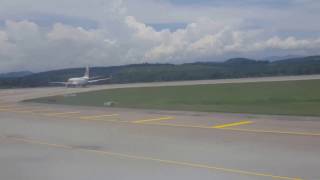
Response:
[1,56,320,88]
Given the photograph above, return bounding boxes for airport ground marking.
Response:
[7,136,73,149]
[80,117,120,123]
[8,108,41,113]
[146,122,320,136]
[86,119,120,123]
[30,109,58,113]
[223,128,320,137]
[32,109,54,112]
[0,105,15,109]
[5,135,302,180]
[25,108,68,116]
[14,110,37,113]
[5,108,320,137]
[0,107,53,113]
[0,108,12,111]
[212,121,254,129]
[83,150,301,180]
[79,114,119,120]
[129,120,320,137]
[0,108,33,113]
[0,107,19,111]
[142,122,210,129]
[10,109,59,115]
[44,111,81,117]
[0,107,61,115]
[133,116,174,123]
[75,115,320,137]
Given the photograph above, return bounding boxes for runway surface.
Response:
[1,75,320,180]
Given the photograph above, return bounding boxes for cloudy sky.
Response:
[0,0,320,72]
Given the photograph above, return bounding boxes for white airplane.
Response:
[50,66,111,87]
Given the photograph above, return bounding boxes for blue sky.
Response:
[0,0,319,72]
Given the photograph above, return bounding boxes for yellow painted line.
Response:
[132,121,320,137]
[0,108,12,111]
[133,116,174,123]
[224,128,320,137]
[76,115,320,137]
[143,122,210,129]
[3,107,319,137]
[19,108,57,113]
[79,114,119,120]
[82,119,120,123]
[14,110,36,113]
[30,109,57,113]
[5,108,56,114]
[9,108,37,113]
[6,136,301,180]
[84,150,301,180]
[0,106,19,111]
[0,108,32,112]
[0,105,15,108]
[8,137,73,149]
[212,121,253,129]
[0,107,39,113]
[13,108,56,114]
[44,111,81,116]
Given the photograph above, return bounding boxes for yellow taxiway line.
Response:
[140,121,320,136]
[0,107,34,113]
[29,109,57,113]
[0,106,17,111]
[223,127,320,136]
[79,114,119,120]
[0,105,15,109]
[2,108,320,137]
[142,122,210,129]
[133,116,174,123]
[10,108,39,113]
[212,121,253,129]
[0,107,17,111]
[4,135,301,180]
[0,106,55,113]
[44,111,81,117]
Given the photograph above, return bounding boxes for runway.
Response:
[1,74,320,102]
[1,76,320,180]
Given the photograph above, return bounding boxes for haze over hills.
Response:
[0,71,33,78]
[262,55,303,61]
[0,56,320,88]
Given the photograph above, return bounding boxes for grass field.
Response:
[28,79,320,116]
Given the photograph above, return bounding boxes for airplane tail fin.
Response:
[84,66,89,78]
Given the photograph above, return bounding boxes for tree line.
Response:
[1,56,320,88]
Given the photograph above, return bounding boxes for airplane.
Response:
[50,66,111,87]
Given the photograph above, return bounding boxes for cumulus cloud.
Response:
[142,19,320,62]
[0,31,14,55]
[253,36,320,50]
[0,0,320,72]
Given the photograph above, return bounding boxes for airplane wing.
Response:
[49,82,68,85]
[88,77,112,83]
[89,76,102,79]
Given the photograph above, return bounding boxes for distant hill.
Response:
[1,56,320,88]
[262,55,302,61]
[0,71,33,78]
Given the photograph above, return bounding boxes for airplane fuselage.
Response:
[50,66,111,87]
[67,77,89,87]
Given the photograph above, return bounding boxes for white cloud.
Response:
[47,23,101,42]
[253,36,320,51]
[0,0,320,72]
[0,31,13,55]
[126,16,170,42]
